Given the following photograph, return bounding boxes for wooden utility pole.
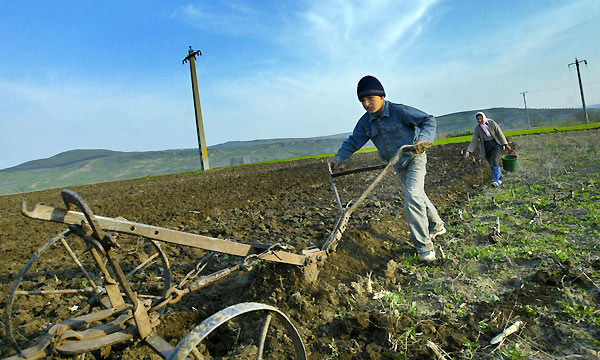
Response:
[519,91,531,129]
[568,58,589,124]
[183,46,210,170]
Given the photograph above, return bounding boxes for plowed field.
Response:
[1,133,599,359]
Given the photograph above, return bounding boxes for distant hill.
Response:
[0,134,356,195]
[1,107,598,196]
[4,149,121,171]
[435,107,600,137]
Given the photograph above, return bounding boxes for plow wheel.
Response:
[4,229,171,353]
[168,302,307,360]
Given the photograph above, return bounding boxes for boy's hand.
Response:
[328,159,340,172]
[464,151,471,159]
[413,140,428,154]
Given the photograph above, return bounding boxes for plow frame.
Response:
[3,143,430,360]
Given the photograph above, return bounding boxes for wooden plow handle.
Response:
[323,142,432,253]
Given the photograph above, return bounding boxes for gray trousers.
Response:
[395,153,444,254]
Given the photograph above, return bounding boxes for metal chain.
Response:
[178,252,215,289]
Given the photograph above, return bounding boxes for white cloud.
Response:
[421,0,600,110]
[198,0,600,137]
[286,0,440,66]
[172,1,273,37]
[194,0,445,139]
[478,0,600,77]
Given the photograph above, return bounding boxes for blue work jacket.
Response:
[333,100,436,168]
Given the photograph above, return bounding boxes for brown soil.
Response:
[0,141,595,359]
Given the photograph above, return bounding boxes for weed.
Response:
[478,320,488,332]
[379,287,424,319]
[333,310,346,319]
[500,343,525,359]
[463,339,480,357]
[523,304,538,317]
[328,338,339,357]
[559,299,600,326]
[456,305,468,317]
[402,254,420,270]
[464,264,477,276]
[392,325,420,355]
[344,296,354,311]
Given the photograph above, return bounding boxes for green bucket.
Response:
[502,153,518,171]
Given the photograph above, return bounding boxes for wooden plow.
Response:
[3,143,430,359]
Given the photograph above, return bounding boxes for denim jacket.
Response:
[333,100,436,168]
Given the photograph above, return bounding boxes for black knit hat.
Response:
[357,75,385,100]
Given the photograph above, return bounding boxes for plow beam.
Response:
[21,201,306,266]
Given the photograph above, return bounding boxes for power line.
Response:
[523,82,600,94]
[584,61,597,107]
[527,85,572,93]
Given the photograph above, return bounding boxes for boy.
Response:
[328,75,445,261]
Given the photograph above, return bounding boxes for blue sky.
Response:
[1,0,599,169]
